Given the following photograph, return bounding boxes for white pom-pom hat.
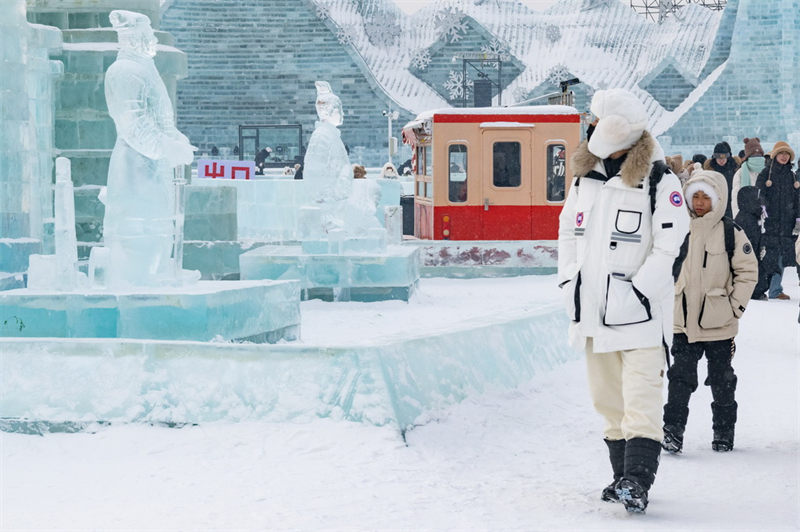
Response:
[588,89,649,159]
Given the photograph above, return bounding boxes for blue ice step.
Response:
[0,280,300,343]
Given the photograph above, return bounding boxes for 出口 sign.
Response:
[197,159,256,180]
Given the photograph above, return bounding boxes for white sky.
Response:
[392,0,561,14]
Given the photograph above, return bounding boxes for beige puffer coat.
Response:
[674,171,758,342]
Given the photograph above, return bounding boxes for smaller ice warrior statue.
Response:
[102,10,197,287]
[303,81,355,233]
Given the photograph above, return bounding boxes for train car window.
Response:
[417,180,424,197]
[448,144,468,203]
[547,144,567,202]
[417,146,425,175]
[425,146,433,177]
[492,142,521,188]
[425,181,433,198]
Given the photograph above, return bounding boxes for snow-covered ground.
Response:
[2,273,798,530]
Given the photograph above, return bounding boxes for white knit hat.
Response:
[588,89,649,159]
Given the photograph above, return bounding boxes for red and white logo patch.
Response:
[670,191,684,207]
[576,212,584,226]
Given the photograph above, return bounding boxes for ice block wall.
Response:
[0,1,62,290]
[0,303,577,431]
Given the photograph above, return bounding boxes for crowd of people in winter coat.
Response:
[666,137,800,301]
[559,87,800,516]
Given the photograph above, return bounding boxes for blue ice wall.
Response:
[663,0,800,145]
[0,303,577,430]
[160,0,415,165]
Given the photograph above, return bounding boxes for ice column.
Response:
[54,157,78,290]
[384,205,403,245]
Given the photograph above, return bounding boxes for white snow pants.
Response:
[585,338,665,442]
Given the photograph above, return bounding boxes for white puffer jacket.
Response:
[558,132,691,352]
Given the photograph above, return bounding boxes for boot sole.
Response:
[616,486,647,514]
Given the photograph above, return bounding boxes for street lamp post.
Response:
[383,108,399,166]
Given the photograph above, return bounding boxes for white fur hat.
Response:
[588,89,649,159]
[684,180,720,210]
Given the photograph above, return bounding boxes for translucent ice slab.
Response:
[0,280,300,343]
[239,244,420,301]
[0,303,577,430]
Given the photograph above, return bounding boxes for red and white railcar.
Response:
[402,106,581,240]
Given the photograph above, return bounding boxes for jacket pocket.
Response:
[615,209,642,234]
[562,272,582,323]
[673,288,686,329]
[699,288,735,329]
[603,275,652,326]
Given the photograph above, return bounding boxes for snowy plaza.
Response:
[1,0,800,529]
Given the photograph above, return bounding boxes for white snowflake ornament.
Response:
[337,25,357,46]
[365,11,402,48]
[547,64,571,86]
[410,49,432,71]
[443,70,473,100]
[436,8,469,43]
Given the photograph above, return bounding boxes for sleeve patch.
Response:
[662,222,673,229]
[669,191,684,207]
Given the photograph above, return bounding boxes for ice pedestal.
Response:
[240,243,420,302]
[0,280,300,343]
[0,303,577,429]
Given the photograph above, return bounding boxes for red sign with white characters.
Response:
[197,159,256,180]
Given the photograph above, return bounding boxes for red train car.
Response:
[402,106,581,241]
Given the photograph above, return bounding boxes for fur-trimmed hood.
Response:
[571,130,663,187]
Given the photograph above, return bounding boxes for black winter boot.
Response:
[661,424,685,454]
[616,437,661,513]
[601,439,626,503]
[712,429,734,452]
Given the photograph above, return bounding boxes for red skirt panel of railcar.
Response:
[403,106,581,241]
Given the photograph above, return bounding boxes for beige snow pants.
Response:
[585,338,665,442]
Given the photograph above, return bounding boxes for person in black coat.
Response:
[735,186,770,299]
[705,142,739,218]
[755,141,800,300]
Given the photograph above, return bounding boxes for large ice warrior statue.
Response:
[102,10,196,286]
[303,81,355,233]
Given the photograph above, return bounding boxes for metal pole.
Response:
[387,108,393,166]
[498,59,502,107]
[173,165,186,284]
[462,59,467,108]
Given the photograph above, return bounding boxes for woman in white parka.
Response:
[558,88,690,514]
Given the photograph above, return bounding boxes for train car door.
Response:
[481,129,532,240]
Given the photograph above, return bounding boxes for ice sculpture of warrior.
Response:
[102,10,196,286]
[303,81,355,232]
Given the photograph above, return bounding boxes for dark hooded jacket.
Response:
[734,186,763,253]
[755,158,800,266]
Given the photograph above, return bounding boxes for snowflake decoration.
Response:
[545,25,561,43]
[336,24,357,46]
[512,86,530,103]
[481,39,508,69]
[547,64,571,86]
[315,3,330,20]
[410,49,432,71]
[364,11,401,47]
[443,70,473,100]
[436,8,469,43]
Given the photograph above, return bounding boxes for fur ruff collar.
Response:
[571,130,657,188]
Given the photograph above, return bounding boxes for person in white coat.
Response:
[558,88,690,514]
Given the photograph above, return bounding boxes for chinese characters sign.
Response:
[197,159,256,180]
